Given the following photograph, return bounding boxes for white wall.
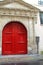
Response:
[24,0,43,53]
[34,2,43,53]
[23,0,38,5]
[35,11,43,53]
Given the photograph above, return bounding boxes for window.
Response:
[40,12,43,24]
[0,0,3,1]
[38,0,43,5]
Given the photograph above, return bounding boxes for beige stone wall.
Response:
[0,16,29,54]
[0,15,37,54]
[3,2,29,10]
[0,0,39,55]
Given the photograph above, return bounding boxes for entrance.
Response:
[2,22,27,55]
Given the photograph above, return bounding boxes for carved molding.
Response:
[0,8,37,18]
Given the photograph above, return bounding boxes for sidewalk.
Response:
[0,54,43,63]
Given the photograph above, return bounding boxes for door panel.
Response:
[3,44,12,55]
[2,24,12,55]
[15,32,27,54]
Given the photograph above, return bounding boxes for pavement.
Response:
[1,59,43,65]
[0,54,43,65]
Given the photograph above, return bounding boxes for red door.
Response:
[2,22,27,55]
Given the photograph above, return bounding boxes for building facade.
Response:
[0,0,39,55]
[32,0,43,54]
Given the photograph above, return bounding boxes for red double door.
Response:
[2,22,27,55]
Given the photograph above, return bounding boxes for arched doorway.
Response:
[2,21,27,55]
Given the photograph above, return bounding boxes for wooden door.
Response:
[2,22,27,55]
